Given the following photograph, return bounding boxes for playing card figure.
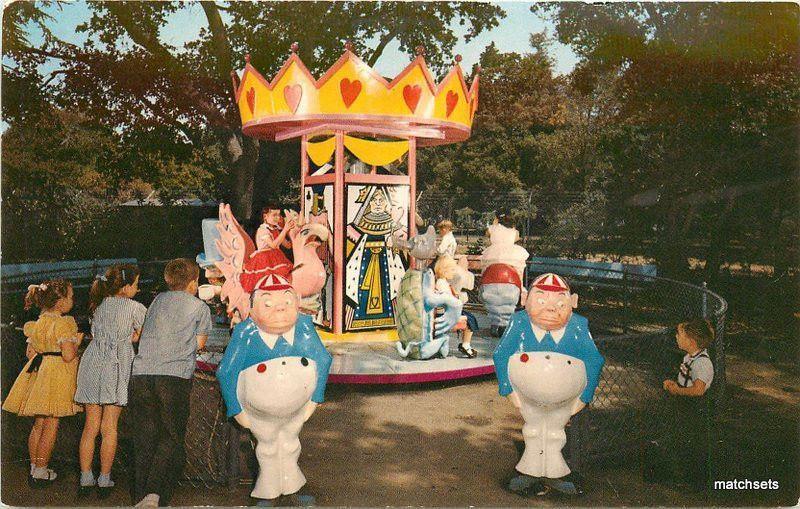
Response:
[344,186,407,330]
[480,219,529,337]
[216,274,332,503]
[493,273,604,496]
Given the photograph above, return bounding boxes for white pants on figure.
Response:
[508,352,587,478]
[237,357,318,500]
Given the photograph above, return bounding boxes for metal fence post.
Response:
[227,422,241,489]
[622,270,629,334]
[700,281,724,486]
[701,281,708,318]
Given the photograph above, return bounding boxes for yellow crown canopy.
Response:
[232,43,479,146]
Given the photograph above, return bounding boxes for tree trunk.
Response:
[703,198,736,287]
[656,204,690,278]
[253,140,301,214]
[223,130,260,220]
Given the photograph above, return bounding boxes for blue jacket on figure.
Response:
[493,310,604,404]
[217,314,332,417]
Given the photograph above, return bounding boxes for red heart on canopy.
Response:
[283,84,302,113]
[246,87,256,114]
[446,90,458,117]
[403,84,421,113]
[340,78,362,108]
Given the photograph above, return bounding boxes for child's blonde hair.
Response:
[436,219,453,232]
[89,264,140,316]
[678,319,715,350]
[24,279,72,311]
[164,258,199,291]
[433,256,457,279]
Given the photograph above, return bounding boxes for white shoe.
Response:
[135,493,160,508]
[32,467,57,480]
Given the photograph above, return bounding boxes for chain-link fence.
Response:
[518,260,727,476]
[1,256,726,488]
[417,185,798,273]
[1,345,236,489]
[1,260,237,489]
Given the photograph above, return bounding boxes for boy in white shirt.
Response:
[659,319,715,490]
[436,219,457,258]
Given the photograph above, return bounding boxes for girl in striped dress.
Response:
[75,264,146,497]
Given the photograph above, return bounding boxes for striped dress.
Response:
[75,297,147,406]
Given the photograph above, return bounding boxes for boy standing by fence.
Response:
[129,259,211,507]
[650,319,715,490]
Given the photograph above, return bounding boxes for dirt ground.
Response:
[1,353,798,508]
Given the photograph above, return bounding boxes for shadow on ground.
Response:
[2,373,798,507]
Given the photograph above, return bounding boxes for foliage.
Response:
[3,2,798,278]
[0,106,223,261]
[418,35,566,209]
[533,2,800,279]
[2,1,506,221]
[466,236,484,256]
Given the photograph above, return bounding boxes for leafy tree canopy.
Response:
[3,1,506,217]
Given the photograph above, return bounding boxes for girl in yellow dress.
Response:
[2,279,83,487]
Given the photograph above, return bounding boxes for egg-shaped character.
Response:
[237,356,317,418]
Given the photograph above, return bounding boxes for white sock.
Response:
[97,473,114,487]
[80,470,96,486]
[32,466,55,480]
[30,462,35,475]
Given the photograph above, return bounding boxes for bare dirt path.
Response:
[2,364,798,507]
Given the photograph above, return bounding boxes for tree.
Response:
[1,108,117,260]
[3,1,505,220]
[536,3,800,279]
[418,35,567,210]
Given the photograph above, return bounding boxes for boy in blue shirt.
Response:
[130,258,211,507]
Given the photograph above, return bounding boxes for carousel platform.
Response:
[325,332,496,384]
[197,307,498,384]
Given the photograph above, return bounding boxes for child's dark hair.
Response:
[24,279,72,311]
[164,258,200,291]
[261,204,282,218]
[497,214,515,229]
[678,319,715,350]
[89,264,140,316]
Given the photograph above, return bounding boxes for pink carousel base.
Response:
[325,333,497,384]
[197,309,498,385]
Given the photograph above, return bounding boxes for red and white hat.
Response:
[254,273,293,292]
[531,273,570,293]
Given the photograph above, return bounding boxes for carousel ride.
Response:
[198,42,519,383]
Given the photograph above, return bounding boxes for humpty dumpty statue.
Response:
[480,219,530,337]
[493,273,604,496]
[216,274,332,504]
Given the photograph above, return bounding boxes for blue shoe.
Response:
[508,474,547,496]
[544,473,584,496]
[285,491,316,506]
